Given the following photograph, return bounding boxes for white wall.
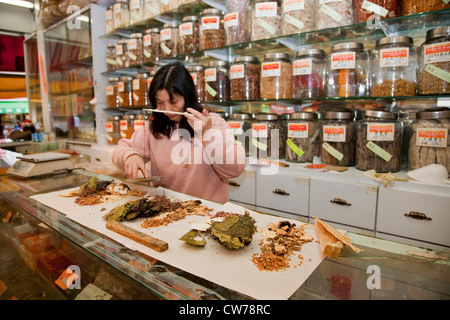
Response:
[0,4,34,34]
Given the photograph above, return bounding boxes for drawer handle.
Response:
[273,188,290,196]
[330,198,351,206]
[404,211,432,221]
[228,180,240,187]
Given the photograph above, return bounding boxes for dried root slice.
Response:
[313,216,361,259]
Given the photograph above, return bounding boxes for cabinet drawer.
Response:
[309,177,378,230]
[256,172,309,216]
[377,187,450,246]
[228,169,256,205]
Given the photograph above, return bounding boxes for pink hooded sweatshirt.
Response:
[112,115,246,203]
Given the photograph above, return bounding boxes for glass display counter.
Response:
[0,170,449,300]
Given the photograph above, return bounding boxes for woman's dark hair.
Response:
[149,62,202,138]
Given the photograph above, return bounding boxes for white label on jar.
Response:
[288,122,308,138]
[366,141,392,162]
[130,0,140,10]
[118,82,124,92]
[113,3,121,13]
[191,73,197,85]
[331,52,356,70]
[143,34,151,46]
[134,120,144,131]
[293,59,312,75]
[283,0,305,12]
[180,22,193,36]
[256,18,276,35]
[127,51,137,61]
[322,142,344,161]
[320,0,343,4]
[105,122,113,133]
[425,64,450,83]
[160,42,171,55]
[255,2,278,17]
[424,42,450,64]
[367,123,395,141]
[120,120,128,130]
[105,85,114,95]
[116,44,123,55]
[230,64,245,80]
[261,61,281,77]
[133,79,140,90]
[320,4,342,22]
[105,10,112,20]
[224,13,239,29]
[252,123,269,138]
[202,16,220,30]
[205,68,217,82]
[323,125,346,142]
[380,48,409,67]
[228,121,244,135]
[128,39,137,50]
[284,14,305,30]
[146,2,158,15]
[361,0,389,17]
[416,128,448,148]
[205,83,217,97]
[160,28,171,41]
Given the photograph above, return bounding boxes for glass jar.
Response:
[408,108,450,173]
[132,72,149,107]
[293,48,327,98]
[321,109,356,166]
[179,15,200,55]
[355,0,401,23]
[260,52,293,100]
[143,28,161,63]
[204,60,230,102]
[370,36,418,97]
[402,0,450,15]
[228,112,254,156]
[281,0,315,35]
[187,65,205,103]
[355,110,402,172]
[115,39,127,69]
[127,33,143,66]
[285,111,321,163]
[113,0,130,29]
[106,116,121,145]
[250,0,281,41]
[315,0,353,29]
[106,43,116,71]
[251,113,286,159]
[134,114,147,132]
[130,0,145,24]
[106,77,120,108]
[327,42,369,97]
[105,6,114,33]
[160,23,179,59]
[200,8,225,51]
[120,114,136,139]
[230,56,260,101]
[118,76,134,107]
[419,26,450,95]
[224,0,250,45]
[144,0,161,19]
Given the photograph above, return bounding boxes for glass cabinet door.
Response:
[23,35,42,128]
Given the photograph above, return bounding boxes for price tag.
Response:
[366,141,392,162]
[286,138,305,157]
[425,64,450,83]
[322,142,343,161]
[361,0,389,17]
[252,138,267,151]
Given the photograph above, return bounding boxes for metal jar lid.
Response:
[182,15,199,22]
[331,42,364,52]
[363,110,397,120]
[324,109,354,120]
[230,112,253,120]
[289,111,317,120]
[122,114,136,120]
[107,115,121,121]
[417,107,450,120]
[201,8,223,16]
[263,52,291,61]
[108,77,120,82]
[120,76,134,81]
[136,72,149,79]
[426,26,450,41]
[255,113,280,121]
[130,32,143,38]
[145,28,160,34]
[296,48,325,58]
[234,56,259,63]
[187,65,204,72]
[208,60,228,67]
[376,36,414,47]
[163,22,179,28]
[107,43,115,48]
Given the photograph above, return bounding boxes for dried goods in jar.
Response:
[106,43,116,71]
[418,26,450,95]
[132,72,149,106]
[127,32,143,66]
[106,116,121,144]
[113,0,130,29]
[130,0,145,24]
[281,0,315,35]
[106,77,120,108]
[251,113,286,159]
[225,0,250,45]
[115,39,127,69]
[355,110,402,172]
[120,115,136,139]
[144,0,161,19]
[179,15,200,54]
[355,0,401,23]
[293,48,327,98]
[105,6,114,33]
[204,61,230,102]
[261,52,293,99]
[315,0,354,29]
[402,0,450,15]
[200,8,226,50]
[250,0,282,41]
[143,28,161,63]
[227,112,254,156]
[230,56,260,100]
[187,65,205,103]
[118,76,134,107]
[160,23,179,59]
[285,111,321,162]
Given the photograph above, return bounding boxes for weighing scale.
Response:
[7,152,75,177]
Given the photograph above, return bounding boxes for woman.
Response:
[112,62,246,203]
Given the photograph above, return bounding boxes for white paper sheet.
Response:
[31,187,328,300]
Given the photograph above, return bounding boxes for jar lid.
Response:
[426,26,450,41]
[107,43,115,48]
[208,60,228,67]
[108,77,120,82]
[122,114,136,120]
[135,114,148,120]
[324,109,354,120]
[107,115,121,121]
[130,32,143,38]
[201,8,223,16]
[255,113,280,121]
[417,107,450,120]
[376,36,414,47]
[363,110,397,120]
[289,111,316,120]
[230,112,253,120]
[120,76,134,81]
[331,42,364,52]
[163,22,178,28]
[136,72,149,78]
[182,15,199,22]
[234,56,259,63]
[296,48,325,58]
[145,28,160,33]
[187,65,204,71]
[263,52,291,61]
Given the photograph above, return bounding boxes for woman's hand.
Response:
[185,108,212,136]
[124,154,148,178]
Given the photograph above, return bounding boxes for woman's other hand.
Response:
[185,108,212,136]
[124,154,148,178]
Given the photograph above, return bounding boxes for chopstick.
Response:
[143,108,216,118]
